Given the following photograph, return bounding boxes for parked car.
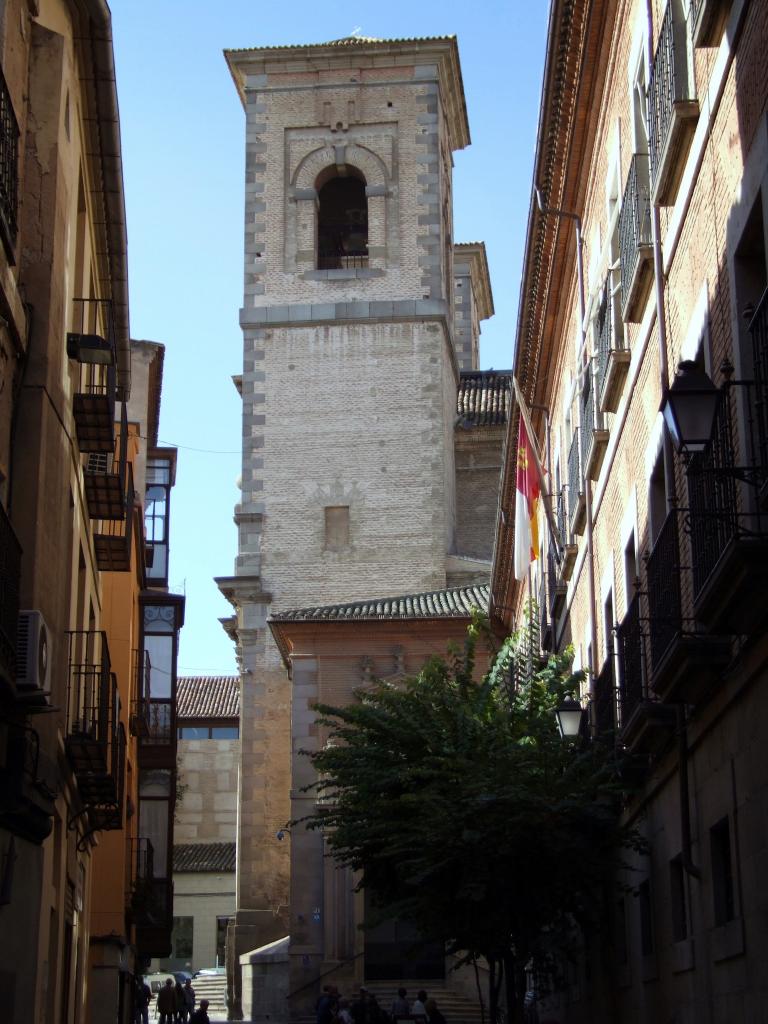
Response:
[194,966,225,977]
[145,971,194,995]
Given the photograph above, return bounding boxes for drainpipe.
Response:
[535,188,599,734]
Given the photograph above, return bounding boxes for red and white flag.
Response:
[513,412,542,581]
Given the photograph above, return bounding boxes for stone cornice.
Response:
[225,36,470,151]
[454,242,494,322]
[215,575,272,609]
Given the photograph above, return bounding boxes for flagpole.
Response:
[512,378,565,557]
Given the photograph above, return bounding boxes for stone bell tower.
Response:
[216,34,471,1014]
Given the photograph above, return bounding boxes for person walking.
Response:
[189,999,210,1024]
[412,991,428,1019]
[157,979,177,1024]
[424,998,446,1024]
[181,979,196,1022]
[390,989,410,1020]
[135,977,151,1024]
[174,980,186,1022]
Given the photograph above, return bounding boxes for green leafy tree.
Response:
[297,615,641,1024]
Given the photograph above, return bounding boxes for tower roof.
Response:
[225,34,470,151]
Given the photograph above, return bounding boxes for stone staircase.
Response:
[192,973,228,1021]
[357,981,484,1024]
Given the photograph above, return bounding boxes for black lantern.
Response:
[555,694,585,739]
[661,361,720,455]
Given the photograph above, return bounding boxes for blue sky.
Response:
[109,0,549,675]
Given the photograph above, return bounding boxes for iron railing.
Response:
[646,511,683,674]
[130,649,151,736]
[140,698,174,745]
[593,657,615,739]
[92,463,135,572]
[0,501,21,681]
[538,568,549,645]
[617,592,644,727]
[749,288,768,476]
[648,2,695,188]
[317,253,368,269]
[0,63,19,249]
[66,630,113,743]
[687,387,740,601]
[126,836,155,906]
[568,428,583,533]
[595,283,612,400]
[580,361,603,474]
[618,154,653,313]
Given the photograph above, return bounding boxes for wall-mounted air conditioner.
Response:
[16,610,52,701]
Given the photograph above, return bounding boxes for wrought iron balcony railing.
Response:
[750,288,768,485]
[593,656,615,739]
[130,649,152,737]
[595,278,630,413]
[0,501,21,685]
[84,400,128,521]
[568,428,585,534]
[140,698,174,746]
[0,63,19,254]
[69,299,117,454]
[651,0,696,203]
[126,836,155,908]
[617,592,644,729]
[317,253,369,270]
[618,153,653,320]
[66,630,113,747]
[92,462,135,573]
[581,360,608,481]
[645,510,683,676]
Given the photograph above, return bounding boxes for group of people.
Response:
[317,985,446,1024]
[134,976,210,1024]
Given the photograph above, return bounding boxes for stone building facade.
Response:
[217,34,504,1019]
[491,0,768,1020]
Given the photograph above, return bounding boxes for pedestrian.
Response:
[412,991,428,1019]
[424,999,446,1024]
[351,986,372,1024]
[338,998,354,1024]
[317,984,339,1024]
[174,980,186,1022]
[157,979,176,1024]
[179,978,195,1022]
[390,988,410,1020]
[135,977,152,1024]
[189,999,210,1024]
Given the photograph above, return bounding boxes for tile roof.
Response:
[225,34,457,54]
[177,676,240,721]
[173,842,236,874]
[457,371,513,427]
[270,584,489,624]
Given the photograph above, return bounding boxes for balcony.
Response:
[0,502,21,690]
[126,836,155,912]
[317,253,369,270]
[595,279,630,414]
[618,154,653,322]
[92,463,134,572]
[65,632,125,831]
[547,546,566,623]
[130,649,151,738]
[750,289,768,509]
[134,877,174,958]
[645,511,729,706]
[593,657,616,742]
[555,489,577,581]
[616,592,675,754]
[84,401,128,521]
[0,63,19,257]
[648,2,698,205]
[580,361,609,481]
[538,569,552,652]
[69,299,117,454]
[140,698,174,746]
[0,723,57,844]
[691,0,730,48]
[568,429,586,536]
[686,383,768,636]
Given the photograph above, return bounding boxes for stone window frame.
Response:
[289,142,391,278]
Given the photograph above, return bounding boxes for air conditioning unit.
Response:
[16,610,52,699]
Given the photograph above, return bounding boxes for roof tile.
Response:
[270,584,489,624]
[457,371,512,427]
[177,676,240,721]
[173,842,236,873]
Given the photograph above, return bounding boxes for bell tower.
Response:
[217,34,471,1013]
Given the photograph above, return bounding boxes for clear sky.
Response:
[109,0,549,676]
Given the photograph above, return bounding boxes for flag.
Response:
[514,410,542,581]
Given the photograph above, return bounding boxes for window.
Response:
[631,45,649,154]
[624,534,638,603]
[178,724,239,740]
[172,916,193,960]
[710,817,735,926]
[638,879,654,956]
[670,855,688,942]
[145,457,172,583]
[216,916,230,967]
[317,172,368,269]
[648,448,668,546]
[324,505,350,551]
[615,898,628,965]
[603,591,615,666]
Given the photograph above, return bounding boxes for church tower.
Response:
[217,34,477,1013]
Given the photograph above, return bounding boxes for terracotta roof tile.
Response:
[270,584,489,624]
[177,676,239,721]
[457,371,512,427]
[173,842,236,873]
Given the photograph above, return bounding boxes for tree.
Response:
[297,615,641,1024]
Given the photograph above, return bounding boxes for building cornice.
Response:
[454,242,494,322]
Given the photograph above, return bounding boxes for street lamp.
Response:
[555,694,585,739]
[661,360,720,455]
